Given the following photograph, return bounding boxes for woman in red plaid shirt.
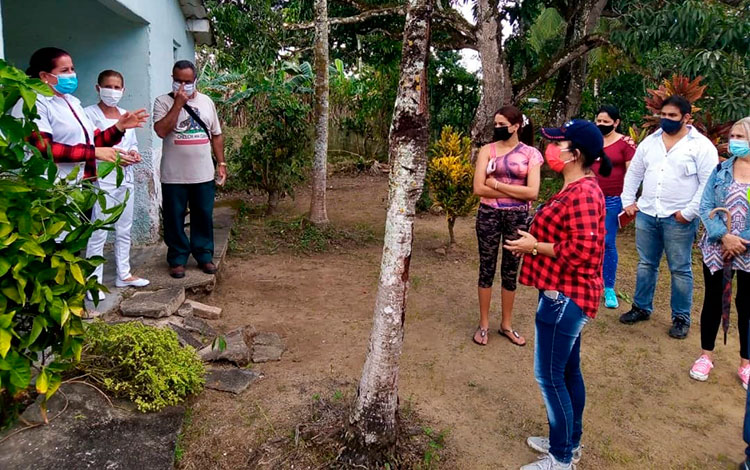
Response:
[505,119,612,470]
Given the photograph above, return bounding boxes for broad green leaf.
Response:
[25,316,46,347]
[98,161,116,179]
[69,263,85,285]
[35,368,48,394]
[1,284,21,304]
[20,239,45,257]
[46,373,62,399]
[0,180,31,193]
[0,258,11,277]
[0,329,11,358]
[5,352,31,389]
[54,264,66,285]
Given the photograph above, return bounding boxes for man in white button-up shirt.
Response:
[619,95,718,339]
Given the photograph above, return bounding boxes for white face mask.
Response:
[172,80,196,96]
[98,87,123,107]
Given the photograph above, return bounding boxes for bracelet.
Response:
[494,180,499,190]
[218,162,227,166]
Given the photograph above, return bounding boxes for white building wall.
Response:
[2,0,200,243]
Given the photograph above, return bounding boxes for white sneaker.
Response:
[115,276,150,288]
[527,436,581,464]
[520,454,574,470]
[86,290,106,302]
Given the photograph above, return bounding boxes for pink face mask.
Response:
[544,144,573,173]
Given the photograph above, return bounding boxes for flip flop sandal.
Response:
[500,328,526,347]
[473,327,488,346]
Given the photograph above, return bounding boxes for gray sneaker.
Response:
[520,454,575,470]
[527,436,582,464]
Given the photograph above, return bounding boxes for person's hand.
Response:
[674,211,690,224]
[624,203,639,217]
[173,83,189,108]
[94,147,117,162]
[722,233,750,259]
[115,109,149,131]
[486,177,500,190]
[216,164,227,186]
[127,149,142,164]
[504,230,537,256]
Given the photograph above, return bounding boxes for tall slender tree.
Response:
[309,0,331,225]
[346,0,433,462]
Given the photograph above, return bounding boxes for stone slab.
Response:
[199,328,251,366]
[176,302,193,317]
[251,332,285,363]
[183,314,217,338]
[91,205,235,316]
[185,299,222,320]
[120,287,185,318]
[0,383,184,470]
[169,323,204,350]
[205,367,262,394]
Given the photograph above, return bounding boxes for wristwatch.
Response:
[531,242,538,256]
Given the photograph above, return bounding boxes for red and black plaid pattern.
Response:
[519,177,606,318]
[28,125,123,180]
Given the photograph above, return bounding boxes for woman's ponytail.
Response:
[596,151,613,177]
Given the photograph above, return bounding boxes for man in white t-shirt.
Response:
[153,60,226,279]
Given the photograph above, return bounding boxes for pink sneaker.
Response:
[689,355,713,381]
[739,365,750,390]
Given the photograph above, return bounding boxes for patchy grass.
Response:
[229,202,376,256]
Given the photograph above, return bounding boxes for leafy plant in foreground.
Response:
[0,59,125,426]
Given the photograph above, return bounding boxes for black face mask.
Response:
[493,126,513,142]
[597,124,615,136]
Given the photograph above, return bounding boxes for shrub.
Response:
[227,81,311,214]
[0,60,125,426]
[79,322,205,412]
[425,126,478,244]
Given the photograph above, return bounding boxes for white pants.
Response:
[86,180,135,283]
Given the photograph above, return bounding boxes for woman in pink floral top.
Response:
[472,105,543,346]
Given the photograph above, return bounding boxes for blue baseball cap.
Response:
[540,119,604,159]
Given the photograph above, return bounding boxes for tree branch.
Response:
[284,6,405,30]
[513,33,610,104]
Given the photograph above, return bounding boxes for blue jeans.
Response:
[603,196,622,289]
[534,291,589,465]
[633,212,698,324]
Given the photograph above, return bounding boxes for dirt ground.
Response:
[179,175,746,470]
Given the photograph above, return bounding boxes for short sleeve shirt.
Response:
[480,142,544,210]
[153,92,222,184]
[592,137,636,196]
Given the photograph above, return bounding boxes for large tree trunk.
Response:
[347,0,432,462]
[309,0,330,225]
[470,0,512,161]
[546,0,608,126]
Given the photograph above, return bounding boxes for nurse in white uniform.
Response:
[85,70,150,291]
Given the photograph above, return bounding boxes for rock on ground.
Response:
[120,287,185,318]
[198,328,252,366]
[205,367,262,394]
[184,299,222,320]
[0,383,184,470]
[251,332,285,363]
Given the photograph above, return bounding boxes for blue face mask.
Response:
[729,139,750,158]
[660,117,683,135]
[52,73,78,95]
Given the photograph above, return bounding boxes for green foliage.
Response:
[426,127,478,244]
[228,81,312,211]
[612,0,750,121]
[79,322,205,412]
[0,59,125,426]
[429,51,480,140]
